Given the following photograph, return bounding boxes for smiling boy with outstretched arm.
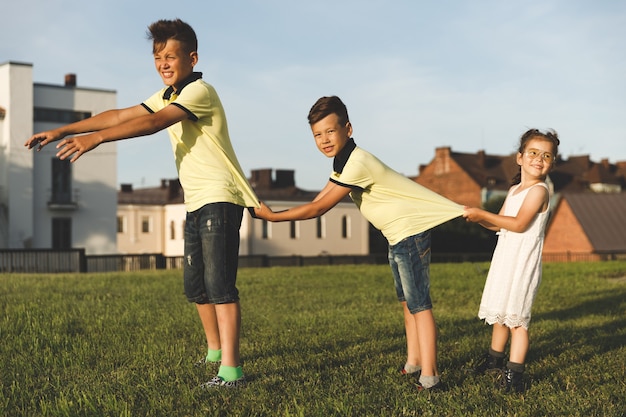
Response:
[25,19,258,389]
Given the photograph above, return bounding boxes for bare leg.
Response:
[403,302,421,367]
[508,326,529,364]
[490,322,510,353]
[414,309,438,376]
[214,301,241,367]
[196,303,221,351]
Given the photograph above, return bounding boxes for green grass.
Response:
[1,262,625,416]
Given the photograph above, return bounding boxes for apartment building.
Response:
[0,62,117,254]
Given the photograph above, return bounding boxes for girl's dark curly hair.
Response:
[512,128,560,185]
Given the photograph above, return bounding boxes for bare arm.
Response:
[254,181,352,222]
[25,104,188,162]
[25,105,149,149]
[463,186,548,233]
[465,202,506,231]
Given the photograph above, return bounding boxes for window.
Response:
[34,107,91,124]
[262,220,269,239]
[141,216,151,233]
[52,217,72,249]
[51,158,72,203]
[290,221,299,239]
[117,216,125,233]
[341,215,351,239]
[170,220,176,240]
[316,216,325,239]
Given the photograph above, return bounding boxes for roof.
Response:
[445,149,626,193]
[563,192,626,253]
[451,151,516,191]
[118,179,184,205]
[117,174,346,205]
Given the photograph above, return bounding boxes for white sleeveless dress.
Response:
[478,182,550,329]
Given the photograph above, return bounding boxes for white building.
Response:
[117,170,370,257]
[0,61,117,254]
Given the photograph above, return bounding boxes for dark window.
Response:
[52,218,72,249]
[170,220,175,240]
[51,158,72,203]
[290,221,297,239]
[262,220,269,239]
[34,107,91,124]
[141,216,151,233]
[316,217,324,238]
[117,216,125,233]
[342,216,350,239]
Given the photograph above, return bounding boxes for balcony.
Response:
[47,188,80,211]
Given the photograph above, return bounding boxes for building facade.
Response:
[0,62,117,254]
[117,170,369,257]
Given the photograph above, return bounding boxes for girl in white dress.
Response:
[463,129,560,393]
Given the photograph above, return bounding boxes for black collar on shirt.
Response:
[162,72,203,99]
[333,138,357,173]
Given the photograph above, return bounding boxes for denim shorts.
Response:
[183,202,243,304]
[388,231,433,314]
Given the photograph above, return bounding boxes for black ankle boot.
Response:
[474,351,505,374]
[501,367,525,393]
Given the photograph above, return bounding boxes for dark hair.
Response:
[147,19,198,55]
[512,128,560,184]
[308,96,350,126]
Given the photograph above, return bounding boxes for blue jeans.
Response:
[388,231,433,314]
[183,202,243,304]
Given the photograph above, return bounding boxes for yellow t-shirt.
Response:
[330,142,464,245]
[142,73,259,212]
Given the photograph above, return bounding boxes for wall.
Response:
[414,148,483,207]
[543,198,594,254]
[31,82,118,254]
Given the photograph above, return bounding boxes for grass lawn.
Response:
[1,261,625,416]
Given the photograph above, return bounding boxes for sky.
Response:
[2,0,625,190]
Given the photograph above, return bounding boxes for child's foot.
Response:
[194,357,220,367]
[200,375,246,389]
[398,364,421,378]
[500,368,525,393]
[474,351,505,374]
[416,380,445,392]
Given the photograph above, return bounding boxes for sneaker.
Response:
[200,375,246,389]
[474,352,505,374]
[500,368,525,393]
[416,380,445,393]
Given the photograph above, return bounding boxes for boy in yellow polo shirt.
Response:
[254,95,463,391]
[25,19,257,388]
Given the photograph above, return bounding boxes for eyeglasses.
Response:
[524,148,555,163]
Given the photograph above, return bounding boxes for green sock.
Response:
[206,349,222,363]
[218,365,243,382]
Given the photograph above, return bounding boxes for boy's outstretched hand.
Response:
[25,130,101,163]
[24,130,64,151]
[54,134,101,162]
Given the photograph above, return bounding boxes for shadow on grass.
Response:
[529,290,625,385]
[432,287,625,390]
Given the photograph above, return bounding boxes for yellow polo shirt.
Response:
[143,73,259,212]
[331,141,464,245]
